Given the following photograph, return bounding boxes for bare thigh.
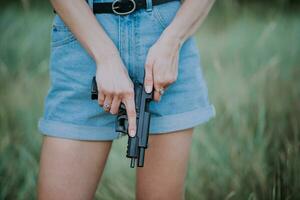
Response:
[37,136,112,200]
[136,128,194,200]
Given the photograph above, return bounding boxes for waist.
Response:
[92,0,181,15]
[53,0,181,16]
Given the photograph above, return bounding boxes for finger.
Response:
[98,91,105,107]
[123,95,136,137]
[110,96,121,115]
[153,81,163,101]
[144,59,154,93]
[103,95,113,112]
[153,89,161,102]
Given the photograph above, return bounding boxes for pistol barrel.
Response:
[91,76,98,100]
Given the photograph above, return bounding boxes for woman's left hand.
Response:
[143,32,182,102]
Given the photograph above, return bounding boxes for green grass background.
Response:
[0,1,299,200]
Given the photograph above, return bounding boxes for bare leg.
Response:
[136,128,194,200]
[37,136,112,200]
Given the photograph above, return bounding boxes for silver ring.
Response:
[158,88,165,95]
[103,104,111,110]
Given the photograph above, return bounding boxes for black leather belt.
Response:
[93,0,179,15]
[53,0,180,16]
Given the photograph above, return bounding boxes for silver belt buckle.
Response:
[112,0,137,15]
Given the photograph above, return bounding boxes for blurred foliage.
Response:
[0,1,300,200]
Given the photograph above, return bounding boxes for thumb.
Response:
[144,61,153,94]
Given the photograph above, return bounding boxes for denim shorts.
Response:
[38,0,216,141]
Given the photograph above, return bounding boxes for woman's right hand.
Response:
[49,0,137,136]
[95,53,137,137]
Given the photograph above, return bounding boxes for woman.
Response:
[37,0,215,199]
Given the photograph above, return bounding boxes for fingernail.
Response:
[129,130,135,137]
[145,85,152,93]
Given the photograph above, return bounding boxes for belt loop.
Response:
[87,0,94,11]
[146,0,153,12]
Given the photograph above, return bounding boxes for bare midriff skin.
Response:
[37,0,215,199]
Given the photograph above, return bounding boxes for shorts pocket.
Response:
[51,15,77,48]
[151,1,181,29]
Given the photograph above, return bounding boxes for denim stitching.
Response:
[51,28,77,48]
[152,7,168,28]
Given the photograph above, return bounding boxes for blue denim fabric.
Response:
[38,0,216,141]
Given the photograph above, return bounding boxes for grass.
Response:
[0,3,299,200]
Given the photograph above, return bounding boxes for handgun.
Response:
[91,76,153,168]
